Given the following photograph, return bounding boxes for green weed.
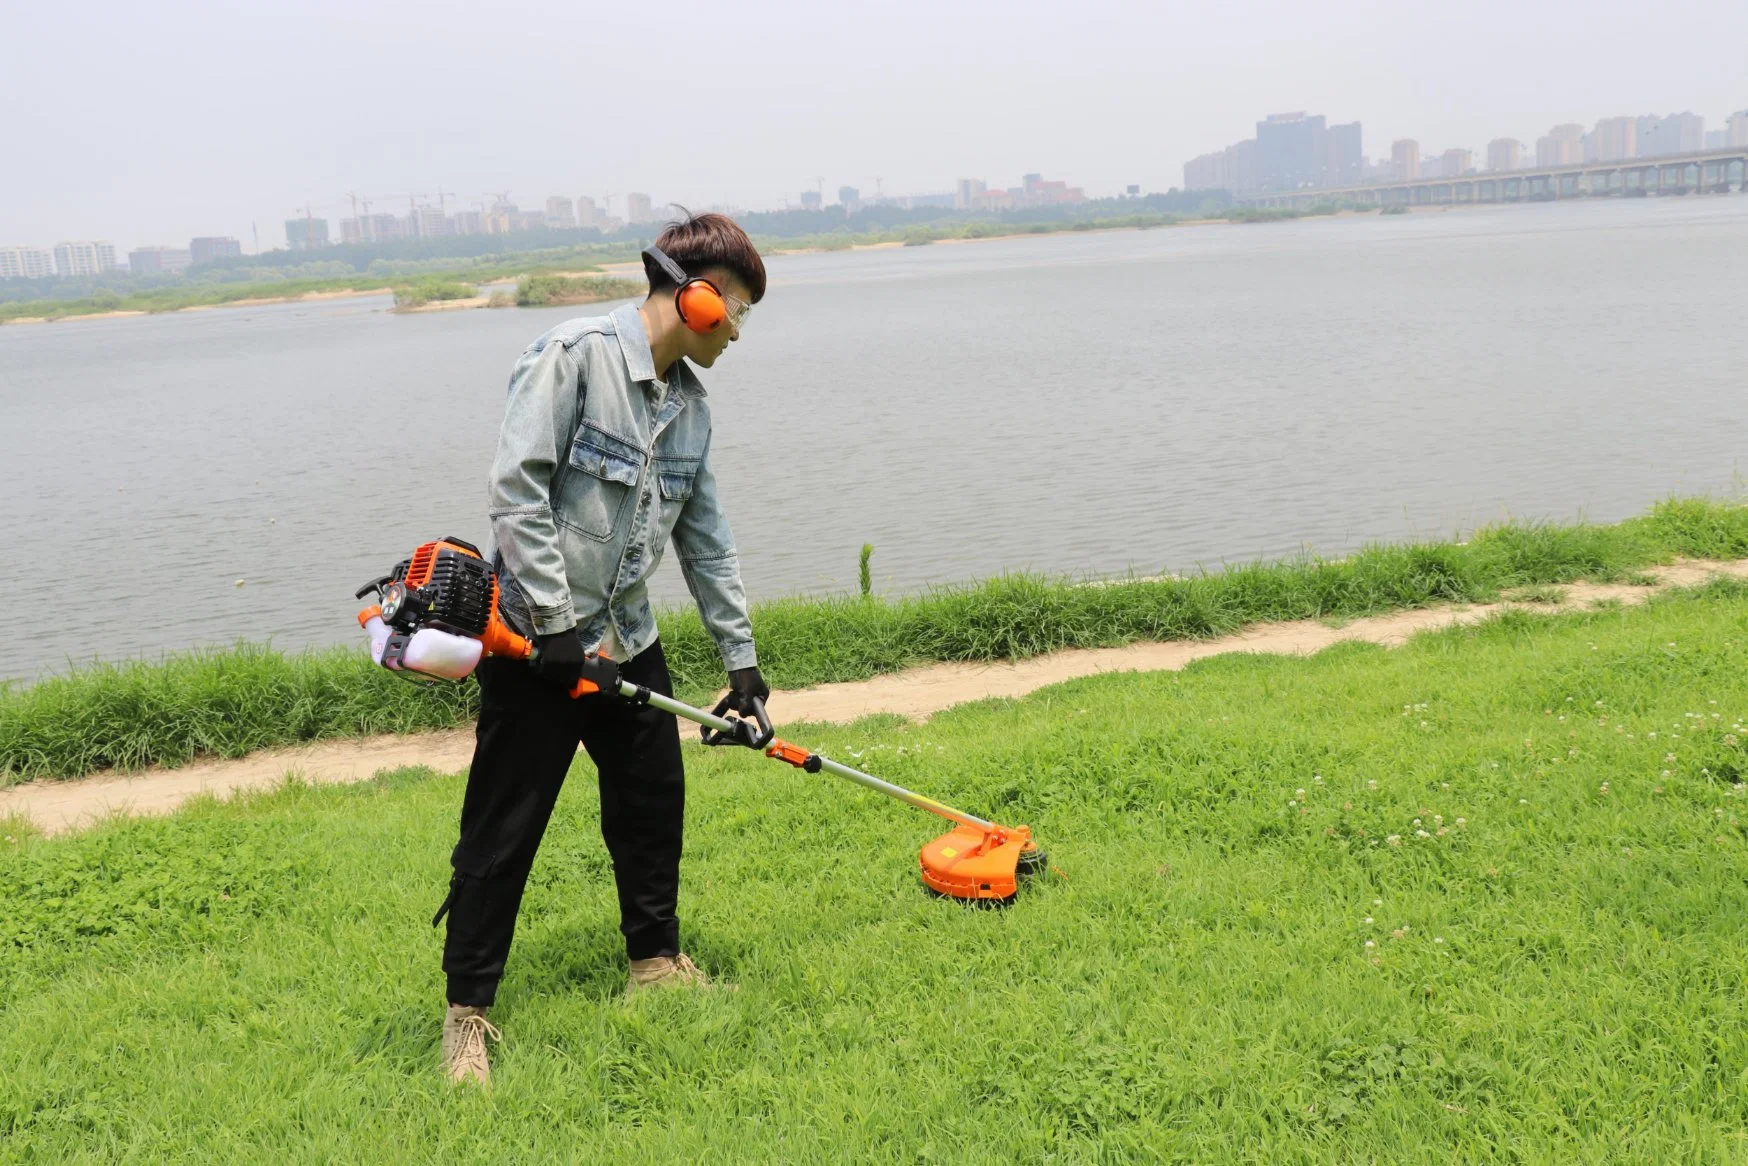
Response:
[3,499,1745,783]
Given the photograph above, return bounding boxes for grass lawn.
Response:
[4,581,1748,1160]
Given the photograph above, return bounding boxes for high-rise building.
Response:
[575,197,598,229]
[1391,139,1420,181]
[127,246,192,274]
[545,196,576,228]
[412,207,451,237]
[799,190,822,211]
[1183,152,1221,191]
[1256,112,1327,190]
[1535,124,1584,167]
[1487,138,1523,172]
[338,215,404,244]
[1440,148,1473,178]
[1326,122,1363,185]
[189,236,242,266]
[1729,111,1748,148]
[0,246,56,279]
[1184,139,1259,193]
[954,178,987,209]
[626,193,653,224]
[1636,112,1705,157]
[1588,116,1636,161]
[285,217,330,250]
[452,210,483,236]
[838,186,860,214]
[1226,139,1257,192]
[52,240,118,276]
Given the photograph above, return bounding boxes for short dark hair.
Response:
[643,211,767,304]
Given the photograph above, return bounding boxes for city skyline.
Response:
[8,92,1746,274]
[1185,106,1748,194]
[6,0,1748,253]
[1,167,1106,270]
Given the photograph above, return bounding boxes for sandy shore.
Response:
[6,556,1746,837]
[1,285,397,326]
[392,296,494,314]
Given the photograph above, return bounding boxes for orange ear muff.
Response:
[675,279,727,334]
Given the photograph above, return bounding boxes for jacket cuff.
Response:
[718,639,758,671]
[530,602,577,638]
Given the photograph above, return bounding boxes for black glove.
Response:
[532,628,586,690]
[726,666,770,715]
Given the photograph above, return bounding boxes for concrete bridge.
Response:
[1238,148,1748,209]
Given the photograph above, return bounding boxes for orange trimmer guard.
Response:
[919,822,1039,901]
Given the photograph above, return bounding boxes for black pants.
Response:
[440,639,685,1007]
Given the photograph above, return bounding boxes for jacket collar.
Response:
[610,302,707,398]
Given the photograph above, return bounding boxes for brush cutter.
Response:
[354,537,1047,902]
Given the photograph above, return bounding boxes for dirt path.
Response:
[6,559,1746,836]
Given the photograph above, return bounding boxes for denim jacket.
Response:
[487,303,756,670]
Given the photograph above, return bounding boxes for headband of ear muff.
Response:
[643,245,728,334]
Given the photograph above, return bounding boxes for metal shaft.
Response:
[633,683,996,833]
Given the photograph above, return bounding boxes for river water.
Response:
[3,196,1746,682]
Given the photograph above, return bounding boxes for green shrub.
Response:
[515,274,644,307]
[391,279,477,308]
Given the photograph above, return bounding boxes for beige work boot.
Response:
[626,953,733,997]
[442,1005,501,1086]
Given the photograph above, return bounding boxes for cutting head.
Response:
[918,821,1046,902]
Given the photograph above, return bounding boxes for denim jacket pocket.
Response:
[560,423,646,541]
[656,456,699,502]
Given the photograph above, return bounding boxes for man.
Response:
[438,212,770,1086]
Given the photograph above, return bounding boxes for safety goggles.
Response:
[723,290,752,334]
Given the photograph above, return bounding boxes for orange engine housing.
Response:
[400,538,532,662]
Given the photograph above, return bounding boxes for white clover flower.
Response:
[1433,937,1444,944]
[1364,916,1374,924]
[1387,834,1402,847]
[1415,829,1431,838]
[1365,940,1375,948]
[1455,817,1466,827]
[1367,779,1379,790]
[1373,898,1383,906]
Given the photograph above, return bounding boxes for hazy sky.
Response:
[6,0,1746,252]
